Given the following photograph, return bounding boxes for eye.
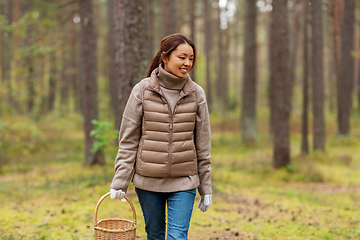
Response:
[179,57,185,60]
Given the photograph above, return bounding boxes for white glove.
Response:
[198,194,212,212]
[110,189,126,202]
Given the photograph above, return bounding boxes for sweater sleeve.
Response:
[195,85,212,195]
[110,83,143,192]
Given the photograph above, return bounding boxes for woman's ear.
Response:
[161,52,168,64]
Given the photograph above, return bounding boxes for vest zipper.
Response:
[157,91,192,177]
[168,116,173,177]
[160,94,173,177]
[167,93,193,177]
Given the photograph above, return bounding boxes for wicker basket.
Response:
[94,192,137,240]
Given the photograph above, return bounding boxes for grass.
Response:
[1,112,360,239]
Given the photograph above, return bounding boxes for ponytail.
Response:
[146,51,162,77]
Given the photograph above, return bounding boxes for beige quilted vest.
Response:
[135,72,198,178]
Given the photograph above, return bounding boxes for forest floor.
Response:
[1,113,360,239]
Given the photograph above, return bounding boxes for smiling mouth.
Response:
[180,68,188,73]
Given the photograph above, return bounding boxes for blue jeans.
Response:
[135,188,196,240]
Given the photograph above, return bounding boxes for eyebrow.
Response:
[179,52,194,56]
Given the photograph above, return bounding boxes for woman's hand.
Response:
[110,189,126,202]
[198,194,212,212]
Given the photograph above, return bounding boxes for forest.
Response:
[1,0,360,239]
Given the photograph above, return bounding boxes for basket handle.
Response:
[94,192,137,227]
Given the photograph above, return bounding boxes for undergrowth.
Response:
[0,112,360,239]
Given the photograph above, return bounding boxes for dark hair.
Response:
[146,33,196,77]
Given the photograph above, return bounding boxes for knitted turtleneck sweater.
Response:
[158,64,187,113]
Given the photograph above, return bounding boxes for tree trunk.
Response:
[241,0,257,143]
[203,0,212,112]
[107,0,117,122]
[301,0,309,155]
[270,0,290,168]
[70,8,81,113]
[0,1,6,84]
[59,7,70,113]
[162,0,177,36]
[60,49,69,113]
[12,0,20,112]
[325,2,335,113]
[311,0,325,151]
[79,0,104,166]
[189,0,196,81]
[223,27,230,105]
[358,5,360,110]
[2,0,13,107]
[38,54,48,116]
[48,51,57,112]
[113,0,148,130]
[0,2,4,111]
[288,1,301,105]
[331,0,342,91]
[266,1,275,135]
[13,0,19,47]
[146,0,154,61]
[216,4,223,109]
[23,0,35,113]
[337,0,354,135]
[216,3,228,109]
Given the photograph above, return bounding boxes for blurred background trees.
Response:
[0,0,359,167]
[269,0,290,168]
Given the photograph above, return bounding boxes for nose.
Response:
[184,59,190,66]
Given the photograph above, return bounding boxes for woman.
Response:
[110,33,212,240]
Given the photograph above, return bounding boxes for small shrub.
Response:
[90,119,118,153]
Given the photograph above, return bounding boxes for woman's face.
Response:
[163,43,194,78]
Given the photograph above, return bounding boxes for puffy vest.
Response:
[135,73,198,178]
